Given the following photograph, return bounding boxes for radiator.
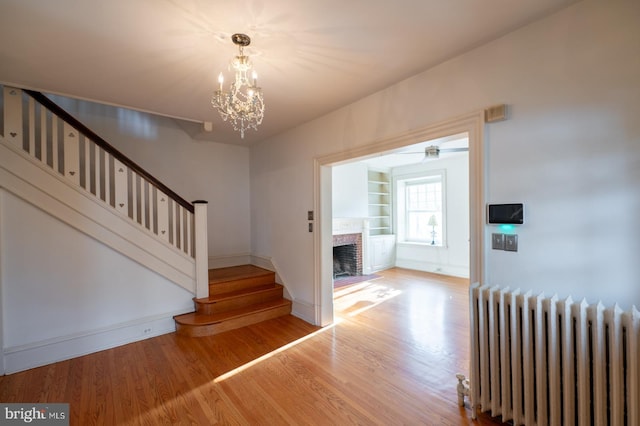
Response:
[468,283,640,426]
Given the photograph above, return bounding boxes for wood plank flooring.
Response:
[0,268,507,425]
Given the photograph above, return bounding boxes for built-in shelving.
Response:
[367,169,392,236]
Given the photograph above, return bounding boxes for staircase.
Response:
[174,265,292,337]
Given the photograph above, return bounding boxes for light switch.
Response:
[492,233,505,250]
[505,234,518,252]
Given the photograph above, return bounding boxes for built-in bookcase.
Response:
[367,169,392,236]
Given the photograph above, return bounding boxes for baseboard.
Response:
[291,299,315,325]
[249,255,275,272]
[208,253,251,269]
[2,308,192,375]
[395,259,470,278]
[251,255,296,301]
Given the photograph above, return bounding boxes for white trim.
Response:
[193,202,209,298]
[2,308,192,374]
[0,143,196,292]
[249,254,275,271]
[291,299,315,324]
[395,258,469,279]
[314,111,486,326]
[208,253,252,269]
[0,189,4,375]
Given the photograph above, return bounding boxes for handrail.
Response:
[23,89,194,214]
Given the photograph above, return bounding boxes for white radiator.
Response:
[468,284,640,426]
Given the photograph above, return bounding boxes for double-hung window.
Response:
[399,173,444,245]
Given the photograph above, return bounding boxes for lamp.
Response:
[428,214,438,245]
[211,33,264,138]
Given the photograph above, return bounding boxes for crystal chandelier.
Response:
[211,33,264,138]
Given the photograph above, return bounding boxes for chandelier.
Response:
[211,33,264,138]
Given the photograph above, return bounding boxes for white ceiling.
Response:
[0,0,578,145]
[360,133,469,169]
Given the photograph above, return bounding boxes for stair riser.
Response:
[209,274,275,295]
[176,303,292,337]
[197,286,283,315]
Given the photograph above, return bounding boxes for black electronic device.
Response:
[487,203,524,224]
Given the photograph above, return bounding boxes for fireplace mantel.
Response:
[332,218,369,236]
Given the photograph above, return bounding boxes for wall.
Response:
[393,154,470,277]
[0,190,194,373]
[51,97,251,265]
[332,162,368,218]
[250,0,640,315]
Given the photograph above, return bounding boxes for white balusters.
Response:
[40,103,47,163]
[185,207,193,256]
[2,85,197,259]
[157,190,169,243]
[3,86,22,148]
[114,159,128,215]
[51,115,59,173]
[104,151,111,206]
[63,123,80,185]
[94,141,102,200]
[28,96,36,156]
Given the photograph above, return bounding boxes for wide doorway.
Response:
[313,112,485,326]
[331,134,470,295]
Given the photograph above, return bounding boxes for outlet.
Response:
[143,327,152,334]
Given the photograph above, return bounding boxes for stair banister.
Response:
[22,89,194,214]
[1,85,209,297]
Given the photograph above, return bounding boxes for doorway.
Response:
[313,112,486,326]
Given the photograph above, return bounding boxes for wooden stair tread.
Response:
[175,299,291,326]
[208,265,273,284]
[196,284,281,304]
[176,265,290,337]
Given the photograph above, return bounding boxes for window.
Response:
[396,172,445,245]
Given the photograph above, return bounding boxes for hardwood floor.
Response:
[0,268,507,425]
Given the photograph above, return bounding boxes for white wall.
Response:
[0,191,194,373]
[394,154,470,277]
[332,162,368,218]
[251,0,640,313]
[51,97,251,263]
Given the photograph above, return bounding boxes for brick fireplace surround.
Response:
[332,233,363,276]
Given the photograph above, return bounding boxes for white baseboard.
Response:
[2,308,192,375]
[208,253,251,269]
[395,259,470,278]
[291,299,315,325]
[250,255,275,272]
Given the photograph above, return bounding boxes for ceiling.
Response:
[0,0,578,145]
[360,134,469,169]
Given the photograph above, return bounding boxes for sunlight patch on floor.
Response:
[212,320,341,383]
[334,282,402,319]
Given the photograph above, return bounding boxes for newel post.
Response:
[193,200,209,299]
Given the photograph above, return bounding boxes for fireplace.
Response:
[332,233,362,278]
